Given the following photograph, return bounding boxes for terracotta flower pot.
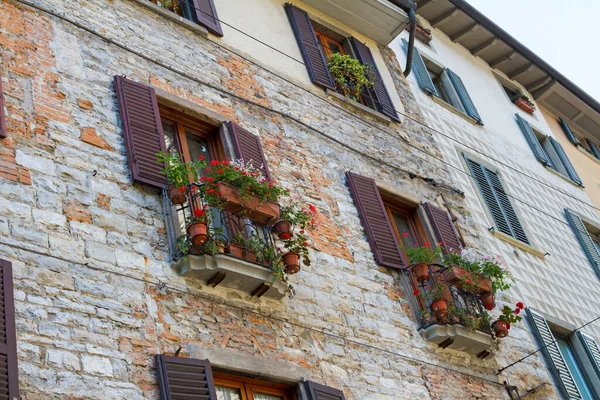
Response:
[273,220,293,240]
[442,264,492,294]
[431,299,448,319]
[246,251,257,263]
[187,222,208,246]
[493,320,509,338]
[282,252,300,274]
[218,182,280,225]
[412,263,430,283]
[168,185,187,205]
[226,244,245,259]
[514,97,535,114]
[480,292,496,310]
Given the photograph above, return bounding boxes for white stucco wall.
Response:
[391,21,600,341]
[214,0,406,117]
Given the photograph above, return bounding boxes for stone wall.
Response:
[0,0,552,398]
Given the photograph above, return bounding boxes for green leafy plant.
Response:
[442,249,514,293]
[175,234,189,256]
[447,303,490,331]
[398,234,444,265]
[327,53,374,100]
[498,303,524,325]
[157,152,206,188]
[200,159,289,208]
[279,201,319,230]
[282,232,311,266]
[415,282,445,303]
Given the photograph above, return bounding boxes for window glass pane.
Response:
[254,394,284,400]
[216,386,242,400]
[392,212,418,249]
[162,122,178,156]
[556,338,595,400]
[186,131,211,162]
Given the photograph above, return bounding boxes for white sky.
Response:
[465,0,600,101]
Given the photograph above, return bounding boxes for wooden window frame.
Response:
[213,372,297,400]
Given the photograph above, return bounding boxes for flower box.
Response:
[442,264,492,294]
[407,24,432,45]
[514,97,535,114]
[218,182,280,225]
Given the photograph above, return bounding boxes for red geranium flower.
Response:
[199,155,204,160]
[302,241,308,246]
[178,186,186,193]
[514,308,521,315]
[280,233,291,240]
[194,209,204,218]
[299,230,305,234]
[402,232,409,237]
[210,160,219,166]
[308,204,317,213]
[485,305,494,311]
[516,302,524,310]
[466,279,472,284]
[217,169,223,174]
[413,289,420,296]
[424,242,431,247]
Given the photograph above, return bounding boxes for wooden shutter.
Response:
[526,309,583,400]
[586,138,600,160]
[0,65,5,139]
[559,118,580,146]
[227,122,271,180]
[578,332,600,378]
[114,76,167,189]
[350,38,399,121]
[0,259,19,400]
[156,355,217,400]
[423,202,462,252]
[346,172,407,269]
[440,70,466,113]
[446,69,482,124]
[515,114,552,166]
[285,4,335,90]
[306,381,346,400]
[192,0,223,36]
[401,39,439,97]
[548,137,583,186]
[564,209,600,274]
[465,157,529,244]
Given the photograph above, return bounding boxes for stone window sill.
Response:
[491,230,546,259]
[173,254,288,299]
[543,165,583,188]
[431,94,479,126]
[325,89,393,124]
[577,145,600,166]
[130,0,209,37]
[419,324,494,358]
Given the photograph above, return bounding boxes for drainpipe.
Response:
[387,0,418,77]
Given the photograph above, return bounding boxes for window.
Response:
[515,114,583,185]
[556,336,595,400]
[465,157,530,244]
[565,209,600,275]
[401,39,482,124]
[146,0,223,36]
[214,373,296,400]
[385,199,429,254]
[285,3,399,121]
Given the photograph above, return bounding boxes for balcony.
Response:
[163,184,289,300]
[301,0,410,45]
[402,264,495,358]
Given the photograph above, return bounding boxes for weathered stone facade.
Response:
[0,0,562,399]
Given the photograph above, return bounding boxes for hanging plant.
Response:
[327,53,374,100]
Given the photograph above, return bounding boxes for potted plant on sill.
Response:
[399,236,444,283]
[281,232,310,274]
[406,23,433,45]
[447,303,491,331]
[200,159,289,225]
[417,282,448,320]
[493,302,524,338]
[187,205,211,246]
[157,152,206,205]
[275,201,319,240]
[512,94,536,114]
[327,53,374,102]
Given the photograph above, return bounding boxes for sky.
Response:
[464,0,600,101]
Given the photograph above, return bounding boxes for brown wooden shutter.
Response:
[285,3,335,90]
[306,381,346,400]
[349,38,400,122]
[227,121,271,180]
[0,259,18,400]
[114,76,167,189]
[423,202,462,252]
[156,355,217,400]
[192,0,223,37]
[346,172,407,269]
[0,65,6,139]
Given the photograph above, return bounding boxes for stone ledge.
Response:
[543,164,583,189]
[491,230,546,259]
[431,94,479,126]
[419,324,495,357]
[129,0,209,38]
[172,254,288,299]
[325,89,393,124]
[577,144,600,166]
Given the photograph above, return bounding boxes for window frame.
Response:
[213,371,297,400]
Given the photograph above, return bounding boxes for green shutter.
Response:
[548,137,583,186]
[526,309,583,400]
[565,209,600,276]
[465,157,529,244]
[515,114,552,166]
[401,39,439,97]
[446,69,482,124]
[586,139,600,160]
[559,118,580,146]
[578,332,600,378]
